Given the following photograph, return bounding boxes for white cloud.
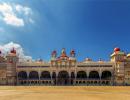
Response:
[15,4,32,15]
[3,13,24,27]
[0,2,33,27]
[0,42,32,62]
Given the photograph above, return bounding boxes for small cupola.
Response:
[10,48,16,54]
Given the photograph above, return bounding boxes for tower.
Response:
[6,48,18,85]
[0,50,6,85]
[69,49,76,64]
[51,50,57,60]
[110,47,126,85]
[70,49,76,58]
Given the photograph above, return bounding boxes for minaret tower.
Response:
[69,49,76,66]
[51,50,57,60]
[6,48,18,85]
[111,47,126,85]
[70,49,75,58]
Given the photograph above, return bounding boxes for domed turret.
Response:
[51,50,57,59]
[85,58,92,61]
[10,48,16,54]
[111,47,126,62]
[52,50,57,56]
[70,49,75,57]
[114,47,120,52]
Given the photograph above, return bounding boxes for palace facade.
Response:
[0,47,130,86]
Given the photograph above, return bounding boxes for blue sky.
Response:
[0,0,130,61]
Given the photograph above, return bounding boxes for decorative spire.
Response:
[61,48,67,57]
[61,48,66,54]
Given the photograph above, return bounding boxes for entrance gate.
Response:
[57,71,69,85]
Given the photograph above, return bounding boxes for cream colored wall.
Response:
[17,61,114,78]
[0,64,7,85]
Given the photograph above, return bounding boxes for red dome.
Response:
[114,47,120,52]
[10,48,16,54]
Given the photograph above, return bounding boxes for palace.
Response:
[0,47,130,86]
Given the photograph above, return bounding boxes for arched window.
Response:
[40,71,51,79]
[89,71,99,79]
[29,71,39,79]
[77,71,87,79]
[101,71,112,80]
[18,71,27,80]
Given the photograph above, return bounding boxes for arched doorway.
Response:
[77,71,87,79]
[101,71,112,85]
[76,71,87,85]
[29,71,39,80]
[18,71,27,80]
[57,71,69,85]
[89,71,99,79]
[18,71,27,85]
[101,71,112,80]
[40,71,51,79]
[89,71,99,85]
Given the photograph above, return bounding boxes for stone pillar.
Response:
[27,71,29,85]
[69,71,71,85]
[74,71,77,85]
[99,69,102,86]
[56,72,58,85]
[38,71,41,84]
[50,72,53,85]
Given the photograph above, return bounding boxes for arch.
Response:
[40,71,51,79]
[57,71,69,85]
[101,71,112,80]
[77,71,87,79]
[89,71,99,79]
[18,71,27,80]
[29,71,39,79]
[58,71,69,78]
